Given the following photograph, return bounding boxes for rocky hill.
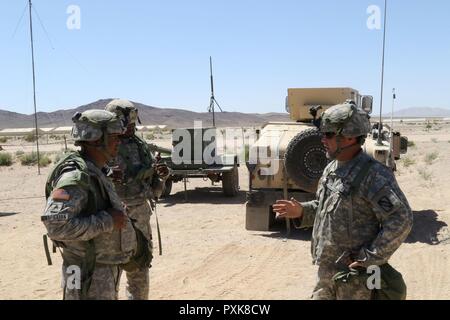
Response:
[3,102,449,130]
[0,99,290,129]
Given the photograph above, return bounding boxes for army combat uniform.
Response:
[42,151,137,300]
[109,134,164,300]
[297,151,413,300]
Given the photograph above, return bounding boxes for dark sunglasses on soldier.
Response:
[322,132,336,139]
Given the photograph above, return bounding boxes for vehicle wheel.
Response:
[161,179,173,198]
[284,128,328,193]
[222,165,239,197]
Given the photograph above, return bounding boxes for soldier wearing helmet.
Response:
[41,110,138,300]
[273,101,412,300]
[105,99,169,300]
[319,100,371,160]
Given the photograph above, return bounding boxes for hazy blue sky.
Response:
[1,0,449,115]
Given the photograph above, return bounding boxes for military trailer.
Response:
[153,127,240,198]
[245,87,408,231]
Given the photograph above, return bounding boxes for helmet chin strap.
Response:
[327,135,359,160]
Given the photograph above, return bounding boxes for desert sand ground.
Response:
[0,122,450,300]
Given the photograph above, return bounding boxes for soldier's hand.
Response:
[155,151,162,162]
[156,163,169,178]
[111,166,124,182]
[272,198,304,219]
[107,208,126,230]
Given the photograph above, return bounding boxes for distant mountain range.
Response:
[383,107,450,118]
[0,99,290,130]
[1,102,449,130]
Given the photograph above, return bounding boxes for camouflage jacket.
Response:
[109,135,164,206]
[42,152,137,265]
[298,151,413,267]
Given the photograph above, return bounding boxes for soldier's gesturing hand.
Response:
[107,208,126,230]
[156,163,169,179]
[273,198,304,219]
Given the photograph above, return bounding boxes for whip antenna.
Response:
[208,56,223,127]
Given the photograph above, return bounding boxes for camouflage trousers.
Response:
[125,266,150,300]
[123,201,153,300]
[311,264,373,300]
[63,264,122,300]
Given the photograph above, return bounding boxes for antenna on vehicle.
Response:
[208,56,223,127]
[377,0,388,146]
[28,0,41,175]
[389,88,396,163]
[390,88,396,133]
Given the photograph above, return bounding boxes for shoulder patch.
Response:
[51,189,71,201]
[378,196,394,212]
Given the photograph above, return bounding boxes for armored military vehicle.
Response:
[245,87,408,231]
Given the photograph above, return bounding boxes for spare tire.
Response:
[222,165,239,197]
[284,128,328,193]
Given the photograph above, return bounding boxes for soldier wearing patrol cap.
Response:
[105,99,169,300]
[273,100,413,300]
[41,109,138,300]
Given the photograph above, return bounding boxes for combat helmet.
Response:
[105,99,141,126]
[320,100,371,137]
[71,109,125,146]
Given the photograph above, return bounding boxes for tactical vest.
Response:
[45,152,98,212]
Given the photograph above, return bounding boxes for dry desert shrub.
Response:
[49,134,62,140]
[23,133,37,143]
[401,156,416,168]
[20,152,52,167]
[418,167,433,181]
[424,152,439,165]
[0,152,13,166]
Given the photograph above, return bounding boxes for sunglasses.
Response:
[322,132,336,139]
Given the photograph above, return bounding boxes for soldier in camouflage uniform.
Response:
[105,99,169,300]
[273,101,413,300]
[42,110,138,300]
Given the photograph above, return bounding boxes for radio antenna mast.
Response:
[377,0,388,145]
[208,56,223,127]
[28,0,41,174]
